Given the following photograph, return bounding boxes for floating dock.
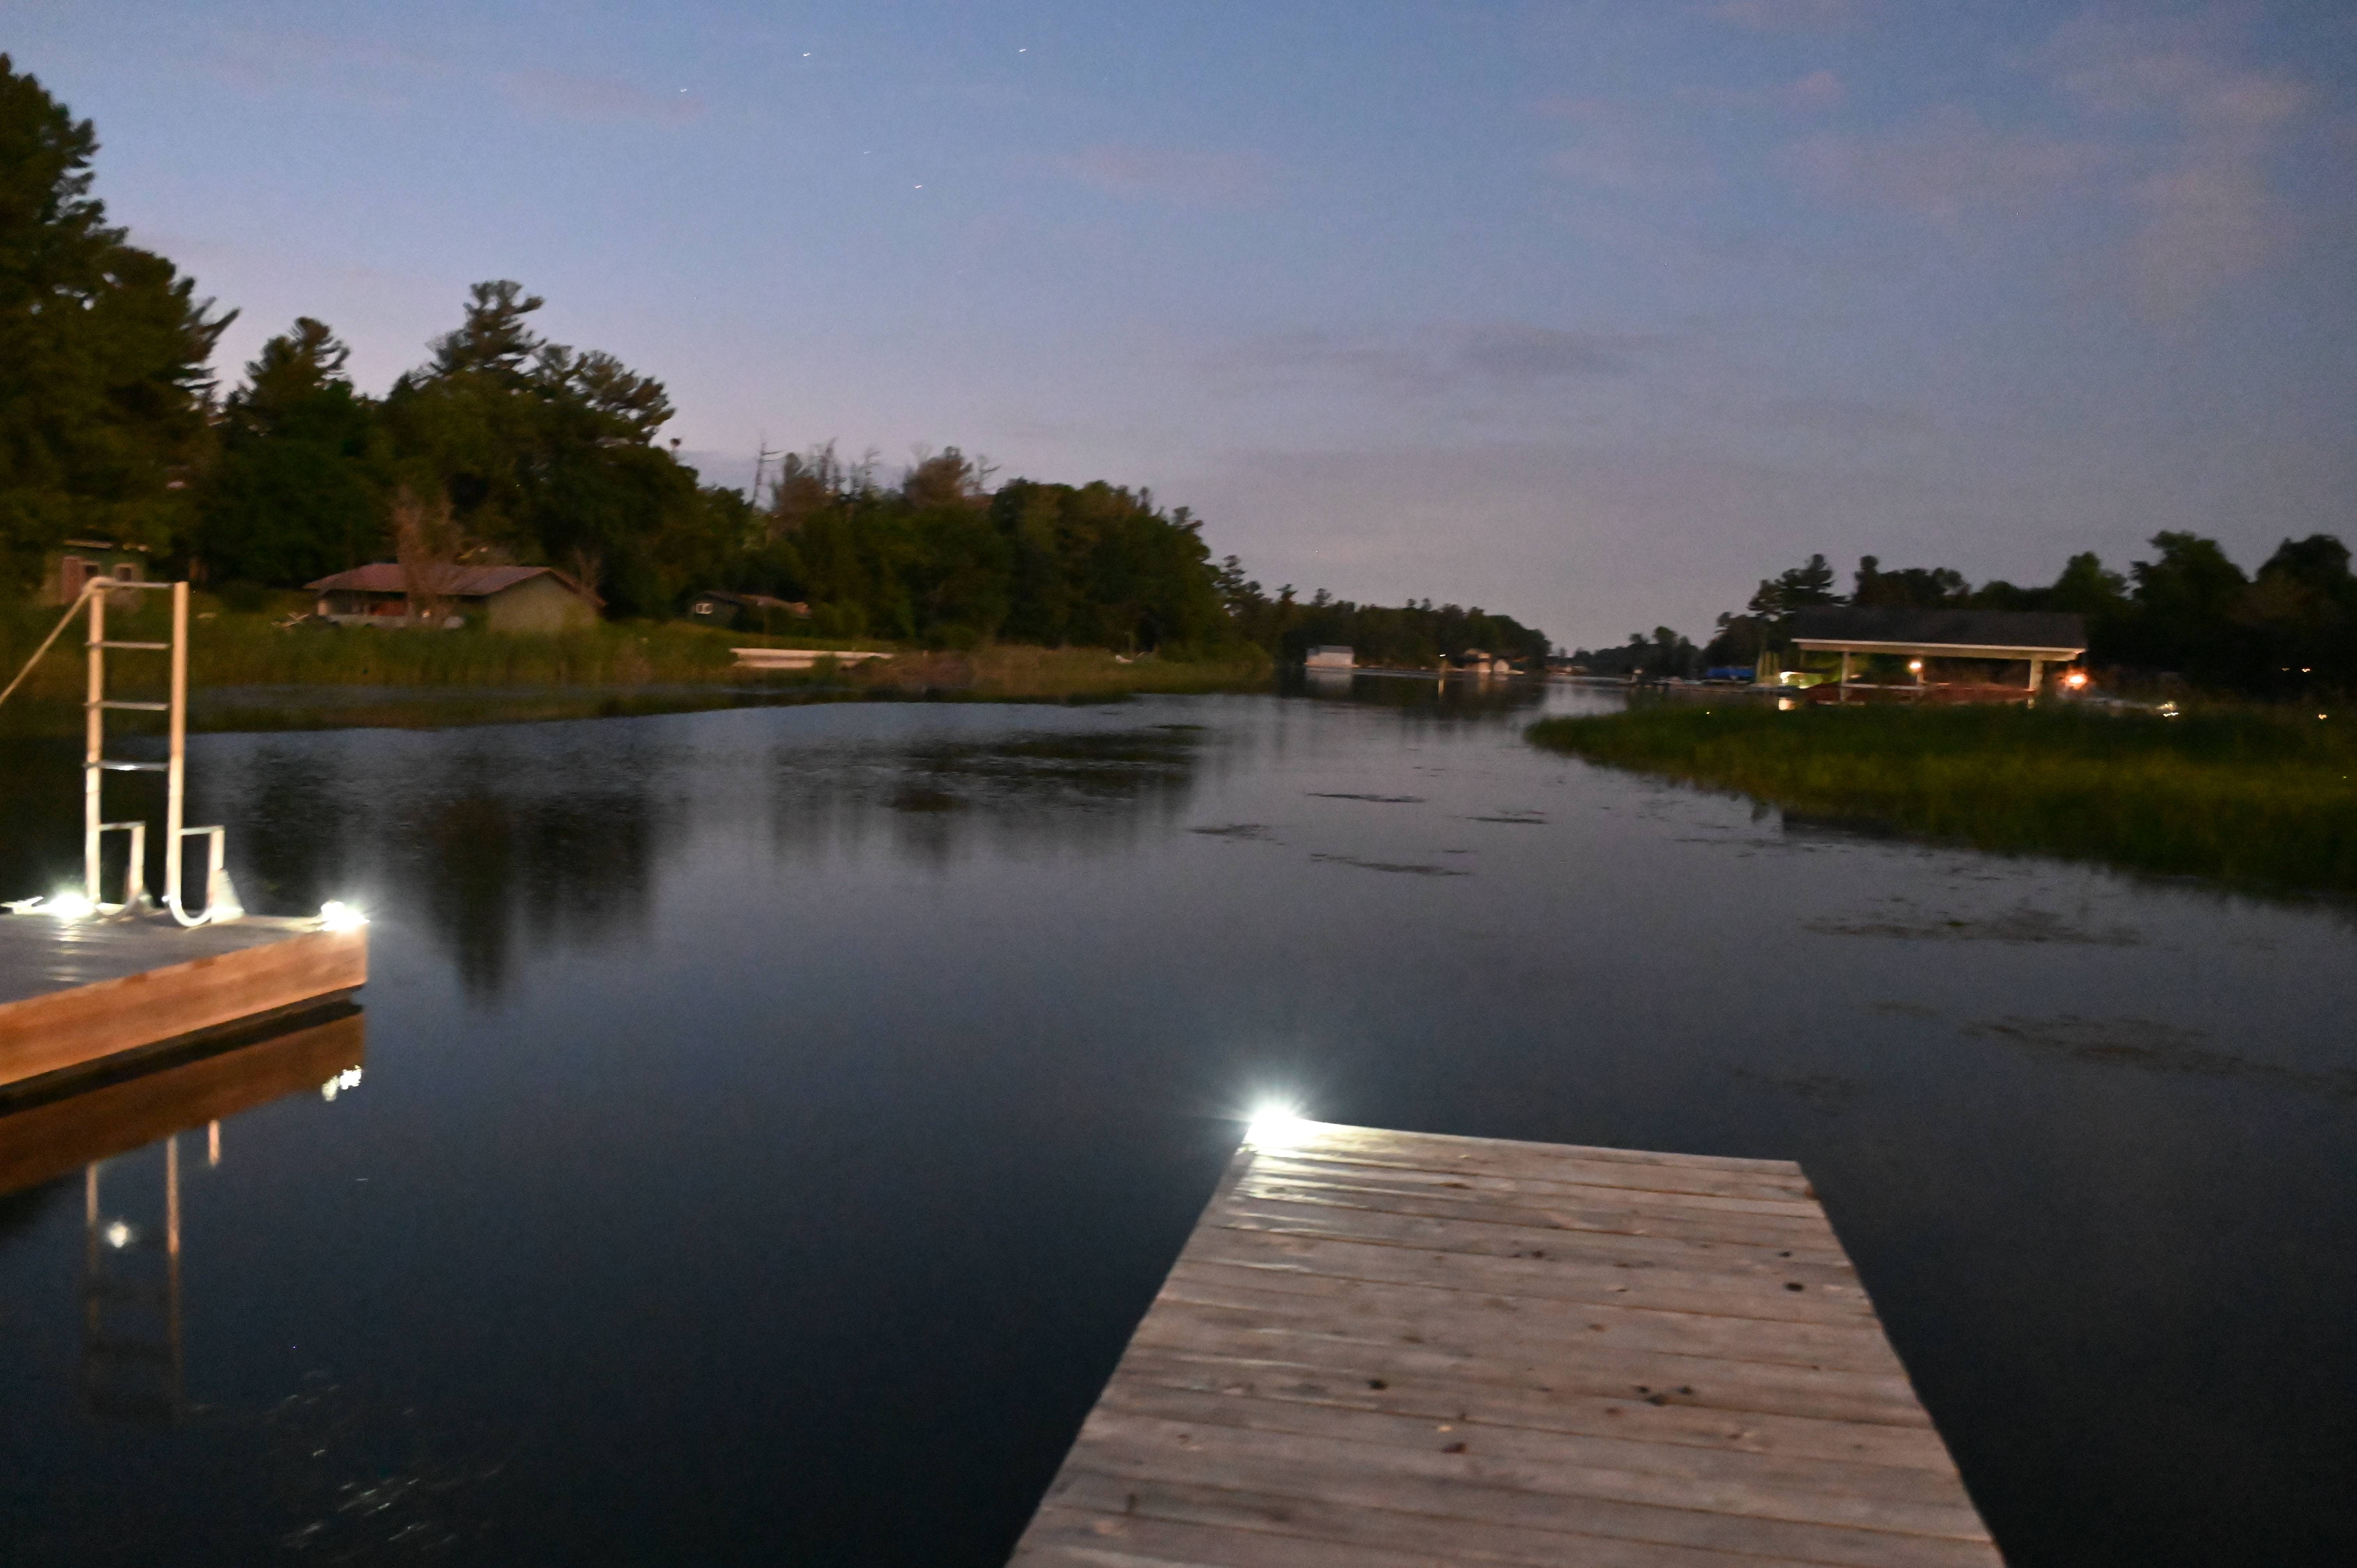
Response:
[0,914,366,1096]
[1010,1121,2002,1566]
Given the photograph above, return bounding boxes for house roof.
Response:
[1789,607,2086,654]
[306,563,597,602]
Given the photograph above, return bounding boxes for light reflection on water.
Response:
[1,675,2352,1566]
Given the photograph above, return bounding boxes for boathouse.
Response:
[306,564,601,633]
[1304,645,1355,671]
[1790,607,2086,695]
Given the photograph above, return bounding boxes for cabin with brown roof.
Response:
[305,565,601,634]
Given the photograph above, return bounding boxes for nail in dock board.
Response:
[1009,1121,2002,1566]
[0,914,367,1096]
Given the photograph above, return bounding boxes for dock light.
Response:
[317,900,367,932]
[2064,671,2089,690]
[1246,1103,1311,1152]
[46,891,94,921]
[103,1220,133,1250]
[1907,660,1924,674]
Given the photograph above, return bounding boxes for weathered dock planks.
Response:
[1009,1121,2001,1567]
[0,914,366,1094]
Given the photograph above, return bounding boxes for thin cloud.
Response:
[1539,99,1720,194]
[1056,147,1274,206]
[2043,12,2313,323]
[1684,70,1847,113]
[1706,0,1872,35]
[1787,106,2114,228]
[502,70,705,123]
[1234,323,1663,396]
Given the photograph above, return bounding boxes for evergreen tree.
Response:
[0,54,230,590]
[195,317,383,585]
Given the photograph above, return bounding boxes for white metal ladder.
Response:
[79,580,240,925]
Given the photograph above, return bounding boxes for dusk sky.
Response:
[12,1,2353,648]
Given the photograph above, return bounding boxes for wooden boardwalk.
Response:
[1009,1121,2001,1567]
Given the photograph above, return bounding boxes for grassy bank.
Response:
[0,598,887,694]
[1527,701,2357,895]
[1,597,1270,732]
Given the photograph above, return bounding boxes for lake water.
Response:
[3,678,2353,1565]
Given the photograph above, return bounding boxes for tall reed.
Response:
[1527,702,2357,894]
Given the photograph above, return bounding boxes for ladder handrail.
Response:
[4,577,238,925]
[0,579,100,710]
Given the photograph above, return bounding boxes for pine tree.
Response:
[0,54,230,590]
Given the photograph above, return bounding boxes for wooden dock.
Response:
[0,913,366,1095]
[1009,1121,2002,1567]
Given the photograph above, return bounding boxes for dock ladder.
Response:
[0,578,242,924]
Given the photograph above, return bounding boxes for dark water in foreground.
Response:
[2,679,2353,1565]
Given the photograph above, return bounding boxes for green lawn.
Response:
[1527,701,2357,895]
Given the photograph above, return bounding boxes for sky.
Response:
[9,0,2354,649]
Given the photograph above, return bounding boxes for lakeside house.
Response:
[1304,645,1355,671]
[1790,607,2086,696]
[40,540,151,604]
[305,564,602,633]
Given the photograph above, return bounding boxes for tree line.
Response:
[1570,535,2357,694]
[0,54,1547,664]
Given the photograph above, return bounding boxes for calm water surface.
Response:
[2,679,2353,1565]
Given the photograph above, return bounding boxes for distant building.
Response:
[305,564,602,634]
[686,590,811,630]
[1304,645,1355,670]
[1451,648,1515,675]
[41,540,151,605]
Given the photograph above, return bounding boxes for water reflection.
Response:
[0,1010,366,1429]
[1,684,2351,1563]
[166,718,1223,997]
[1276,666,1551,718]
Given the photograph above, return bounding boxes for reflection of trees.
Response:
[206,745,355,916]
[413,786,661,998]
[182,733,670,1002]
[765,725,1212,872]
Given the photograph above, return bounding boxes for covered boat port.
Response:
[1790,608,2086,700]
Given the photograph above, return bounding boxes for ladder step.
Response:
[93,641,171,651]
[86,761,169,773]
[92,700,171,712]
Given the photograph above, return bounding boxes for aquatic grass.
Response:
[1527,702,2357,894]
[0,601,891,697]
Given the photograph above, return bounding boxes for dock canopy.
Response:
[1791,607,2085,692]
